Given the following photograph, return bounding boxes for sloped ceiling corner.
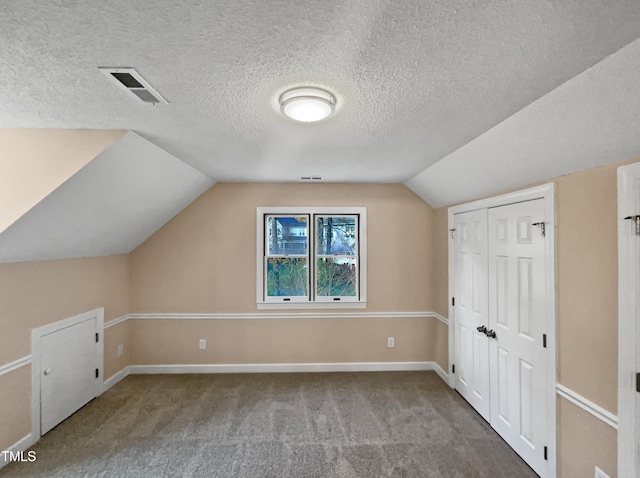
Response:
[0,128,126,233]
[405,37,640,208]
[0,131,215,263]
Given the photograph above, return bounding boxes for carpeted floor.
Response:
[1,371,537,477]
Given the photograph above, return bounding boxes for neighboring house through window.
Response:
[256,207,367,309]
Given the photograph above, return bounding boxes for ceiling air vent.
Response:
[300,176,323,181]
[99,67,168,104]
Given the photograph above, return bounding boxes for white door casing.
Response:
[617,162,640,477]
[448,184,556,477]
[32,308,104,438]
[488,199,548,476]
[452,209,491,421]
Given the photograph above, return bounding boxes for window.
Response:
[257,207,367,309]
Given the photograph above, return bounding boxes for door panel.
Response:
[488,199,547,476]
[40,317,98,434]
[453,209,490,420]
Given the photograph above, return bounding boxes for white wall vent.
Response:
[99,67,168,104]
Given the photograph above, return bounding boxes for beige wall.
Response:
[104,320,131,380]
[430,207,449,318]
[0,129,125,233]
[555,163,620,412]
[558,396,617,478]
[131,182,435,313]
[554,162,626,477]
[129,183,441,364]
[131,317,434,365]
[0,365,31,451]
[0,255,131,364]
[433,320,449,372]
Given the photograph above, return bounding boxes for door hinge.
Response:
[452,297,455,306]
[544,446,548,460]
[95,333,99,343]
[543,334,547,348]
[452,364,455,374]
[532,222,546,237]
[624,215,640,236]
[449,228,455,239]
[95,368,99,379]
[636,373,640,393]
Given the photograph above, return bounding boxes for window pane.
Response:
[316,216,356,255]
[267,216,308,255]
[267,258,308,297]
[316,258,357,297]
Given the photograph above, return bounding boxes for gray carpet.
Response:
[1,372,537,477]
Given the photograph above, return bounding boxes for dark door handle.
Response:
[477,326,487,334]
[485,329,496,339]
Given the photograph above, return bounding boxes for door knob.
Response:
[43,368,52,376]
[477,325,487,334]
[485,329,497,339]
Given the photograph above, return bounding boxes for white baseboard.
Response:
[102,367,129,394]
[101,362,450,394]
[0,433,37,469]
[127,361,436,374]
[432,362,449,383]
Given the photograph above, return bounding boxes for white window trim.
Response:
[256,206,367,309]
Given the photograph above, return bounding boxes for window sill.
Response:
[257,302,367,310]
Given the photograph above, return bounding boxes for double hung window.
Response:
[257,207,366,308]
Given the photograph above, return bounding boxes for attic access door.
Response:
[32,309,103,436]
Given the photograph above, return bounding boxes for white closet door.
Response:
[40,317,98,434]
[488,199,548,476]
[453,209,490,421]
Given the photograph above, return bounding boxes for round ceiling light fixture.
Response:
[279,87,336,123]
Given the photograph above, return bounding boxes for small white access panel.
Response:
[34,309,103,435]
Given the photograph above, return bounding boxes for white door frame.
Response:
[31,308,104,439]
[617,162,640,477]
[448,183,557,477]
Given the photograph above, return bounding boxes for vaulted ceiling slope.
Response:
[1,1,640,200]
[0,132,215,263]
[406,36,640,207]
[0,129,125,233]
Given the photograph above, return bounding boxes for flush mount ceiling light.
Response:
[279,87,336,123]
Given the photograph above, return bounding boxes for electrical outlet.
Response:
[199,339,206,350]
[594,466,610,478]
[387,337,395,348]
[117,344,124,357]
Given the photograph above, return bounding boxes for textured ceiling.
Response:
[0,132,214,263]
[1,1,640,201]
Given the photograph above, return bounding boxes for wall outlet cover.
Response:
[387,337,395,348]
[199,339,206,350]
[117,344,124,357]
